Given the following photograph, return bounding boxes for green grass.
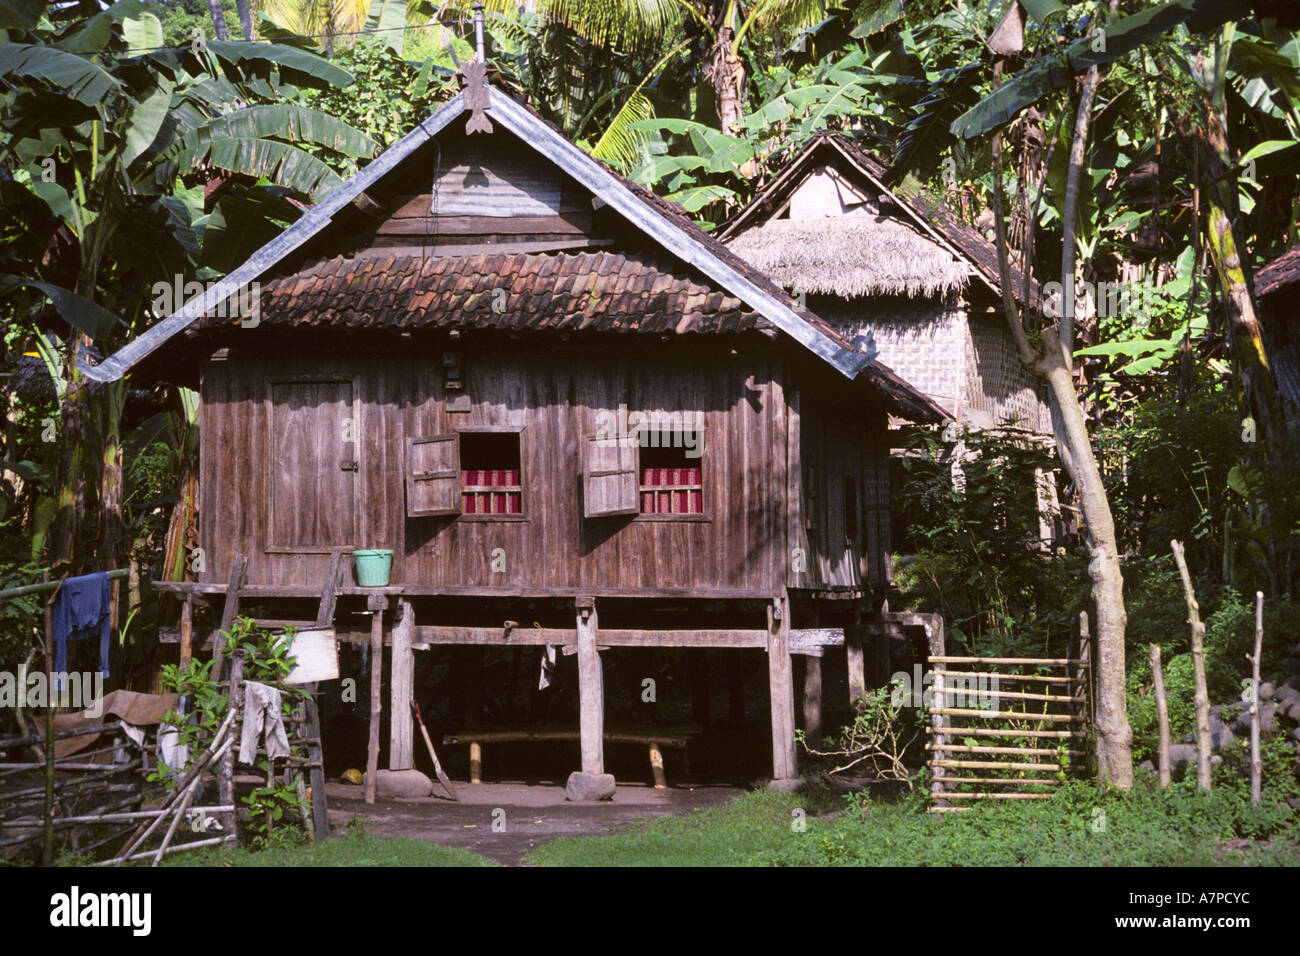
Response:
[160,829,498,867]
[528,776,1300,867]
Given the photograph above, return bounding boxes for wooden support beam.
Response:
[767,595,797,782]
[365,593,387,805]
[389,598,414,771]
[845,600,867,710]
[576,599,604,776]
[407,625,768,648]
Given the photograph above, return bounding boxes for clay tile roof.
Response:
[219,249,757,338]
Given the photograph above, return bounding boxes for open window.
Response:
[460,432,522,515]
[584,436,639,517]
[406,434,461,517]
[639,431,704,515]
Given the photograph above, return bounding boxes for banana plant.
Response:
[0,0,374,572]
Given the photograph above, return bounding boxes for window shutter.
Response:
[406,435,462,517]
[584,437,639,517]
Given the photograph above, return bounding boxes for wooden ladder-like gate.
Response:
[927,644,1091,812]
[183,552,335,843]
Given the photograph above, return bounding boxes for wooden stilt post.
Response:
[767,594,797,783]
[846,599,867,711]
[389,598,414,771]
[575,597,604,776]
[365,593,387,805]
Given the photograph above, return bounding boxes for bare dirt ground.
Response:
[325,780,743,865]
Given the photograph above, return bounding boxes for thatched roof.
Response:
[721,131,1038,308]
[727,213,972,298]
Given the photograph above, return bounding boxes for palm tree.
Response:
[207,0,231,39]
[487,0,832,136]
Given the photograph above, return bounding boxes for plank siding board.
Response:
[202,347,797,593]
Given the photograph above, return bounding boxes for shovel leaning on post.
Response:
[411,702,459,801]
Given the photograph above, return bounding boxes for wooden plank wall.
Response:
[198,344,790,594]
[785,376,890,592]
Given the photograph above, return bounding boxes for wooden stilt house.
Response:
[720,131,1050,435]
[86,75,945,791]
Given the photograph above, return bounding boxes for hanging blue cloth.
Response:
[51,572,112,680]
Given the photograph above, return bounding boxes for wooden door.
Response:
[268,378,357,551]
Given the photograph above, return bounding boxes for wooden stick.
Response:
[928,656,1075,666]
[925,671,1079,684]
[2,807,236,828]
[1149,644,1171,787]
[42,570,54,868]
[928,759,1061,772]
[1171,539,1211,789]
[96,835,229,866]
[153,737,232,867]
[921,776,1060,787]
[411,702,458,801]
[928,726,1085,739]
[1250,591,1263,807]
[931,687,1085,704]
[117,713,234,860]
[366,596,385,805]
[931,792,1055,800]
[925,743,1082,757]
[929,708,1082,722]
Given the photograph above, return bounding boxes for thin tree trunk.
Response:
[989,64,1133,790]
[1059,66,1101,356]
[708,28,745,137]
[1250,591,1263,806]
[207,0,230,41]
[1172,539,1211,790]
[235,0,254,40]
[1149,644,1170,787]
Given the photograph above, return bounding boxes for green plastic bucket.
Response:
[353,549,393,587]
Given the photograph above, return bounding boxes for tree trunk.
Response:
[989,60,1133,789]
[234,0,254,40]
[1059,66,1101,353]
[1199,42,1286,448]
[1042,353,1133,788]
[707,27,745,137]
[207,0,230,41]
